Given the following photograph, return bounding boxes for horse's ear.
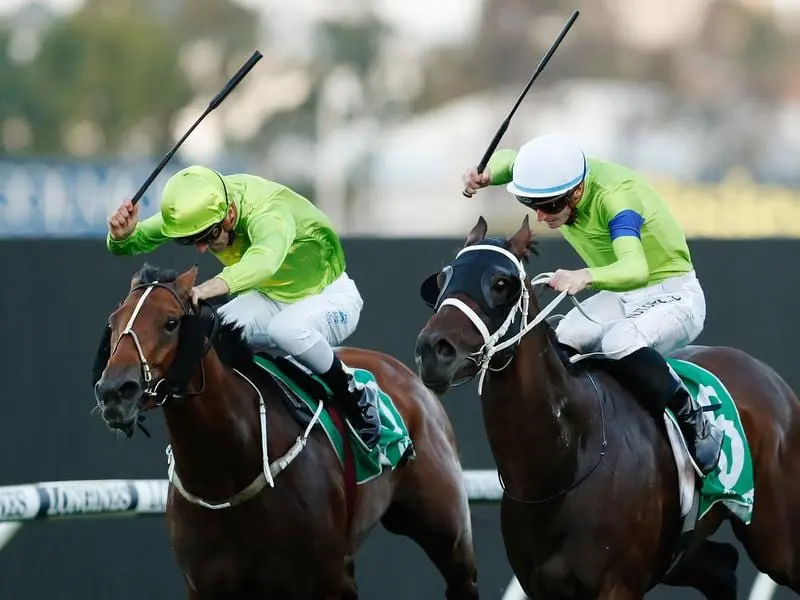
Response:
[175,265,199,291]
[465,216,488,247]
[420,266,453,309]
[508,215,533,257]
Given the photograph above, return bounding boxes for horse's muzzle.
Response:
[95,366,144,426]
[415,331,459,393]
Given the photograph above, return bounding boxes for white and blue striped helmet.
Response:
[506,133,588,200]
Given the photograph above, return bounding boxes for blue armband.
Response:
[608,209,644,241]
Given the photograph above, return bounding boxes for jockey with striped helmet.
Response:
[106,165,381,449]
[463,132,723,477]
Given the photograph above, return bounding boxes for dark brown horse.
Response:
[414,215,800,600]
[92,263,479,600]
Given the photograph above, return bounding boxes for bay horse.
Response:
[414,215,800,600]
[92,263,479,600]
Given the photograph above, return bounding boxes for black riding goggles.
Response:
[515,188,573,214]
[174,222,223,246]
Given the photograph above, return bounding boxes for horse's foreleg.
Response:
[339,555,358,600]
[660,540,738,600]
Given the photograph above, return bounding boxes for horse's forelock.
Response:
[135,263,180,286]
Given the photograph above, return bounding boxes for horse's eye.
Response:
[493,279,508,292]
[165,318,180,332]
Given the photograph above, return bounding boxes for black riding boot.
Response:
[615,347,723,477]
[666,384,724,476]
[319,356,381,449]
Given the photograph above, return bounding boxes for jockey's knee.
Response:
[216,293,275,350]
[555,319,603,355]
[216,297,240,326]
[217,292,262,325]
[601,321,647,360]
[267,315,323,356]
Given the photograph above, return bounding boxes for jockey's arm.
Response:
[106,213,168,256]
[586,183,650,292]
[216,199,296,295]
[487,149,517,184]
[586,236,648,292]
[484,150,650,291]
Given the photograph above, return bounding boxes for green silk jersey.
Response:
[488,149,693,291]
[107,173,346,303]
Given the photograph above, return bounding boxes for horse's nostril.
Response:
[98,382,116,405]
[417,332,458,367]
[434,339,456,362]
[98,377,141,404]
[118,380,142,401]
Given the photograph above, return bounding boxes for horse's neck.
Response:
[162,354,269,499]
[481,326,596,499]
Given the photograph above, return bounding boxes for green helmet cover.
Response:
[160,165,229,238]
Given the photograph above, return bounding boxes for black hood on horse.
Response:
[419,234,540,355]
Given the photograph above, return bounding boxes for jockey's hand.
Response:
[462,167,492,197]
[108,198,139,240]
[549,269,592,295]
[190,277,231,310]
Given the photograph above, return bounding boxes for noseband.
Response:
[109,281,218,408]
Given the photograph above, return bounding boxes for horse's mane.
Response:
[134,263,255,371]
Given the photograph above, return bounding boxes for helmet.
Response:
[159,165,229,239]
[506,133,588,200]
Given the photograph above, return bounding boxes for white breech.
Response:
[216,272,363,371]
[554,270,707,360]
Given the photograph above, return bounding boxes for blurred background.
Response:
[0,0,798,239]
[0,1,799,598]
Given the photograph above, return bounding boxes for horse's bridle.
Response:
[109,281,217,409]
[434,244,567,392]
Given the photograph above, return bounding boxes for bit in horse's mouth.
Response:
[102,411,137,436]
[108,419,136,438]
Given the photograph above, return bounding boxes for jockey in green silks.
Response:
[463,133,723,477]
[106,165,381,448]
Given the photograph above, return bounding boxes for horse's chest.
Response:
[504,514,607,599]
[169,506,337,598]
[525,554,592,600]
[176,538,306,599]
